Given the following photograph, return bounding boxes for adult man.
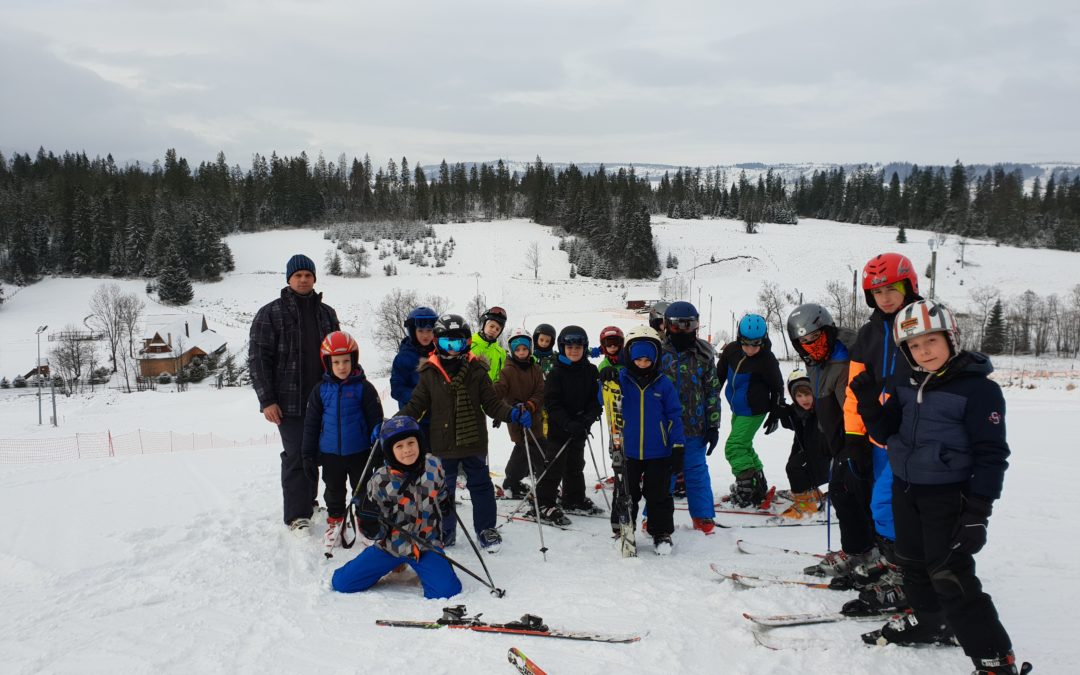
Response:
[249,254,340,532]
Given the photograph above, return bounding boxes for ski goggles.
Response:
[738,336,765,347]
[797,329,823,345]
[666,317,699,334]
[412,317,437,330]
[437,337,468,353]
[561,334,588,347]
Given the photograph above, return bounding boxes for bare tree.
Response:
[346,244,370,277]
[88,284,125,372]
[466,292,488,330]
[822,279,849,330]
[525,241,541,279]
[117,292,146,359]
[757,281,790,360]
[50,325,97,394]
[967,285,999,351]
[116,342,141,393]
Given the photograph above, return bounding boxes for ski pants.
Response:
[502,437,548,488]
[724,414,765,476]
[278,416,317,525]
[829,454,876,555]
[332,546,461,599]
[892,479,1012,660]
[537,436,587,507]
[785,438,830,494]
[870,442,896,541]
[671,436,714,519]
[320,452,367,519]
[627,456,674,538]
[440,455,496,541]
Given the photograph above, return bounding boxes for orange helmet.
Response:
[320,331,359,372]
[861,253,919,308]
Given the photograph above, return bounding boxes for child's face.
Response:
[633,356,653,369]
[563,343,584,362]
[871,286,906,314]
[392,436,420,466]
[604,342,620,355]
[513,344,530,360]
[741,344,761,357]
[330,354,352,380]
[906,332,951,371]
[415,327,434,346]
[536,334,553,350]
[794,389,814,411]
[483,320,503,340]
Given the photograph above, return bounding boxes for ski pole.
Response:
[349,438,384,540]
[382,515,506,597]
[826,459,833,552]
[521,423,549,561]
[584,437,611,510]
[502,434,571,521]
[451,507,506,596]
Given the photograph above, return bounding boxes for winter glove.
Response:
[849,371,880,407]
[600,367,621,383]
[763,407,783,435]
[951,495,993,555]
[671,444,685,473]
[492,418,502,429]
[705,426,720,455]
[778,403,795,431]
[369,422,382,446]
[302,456,319,485]
[590,346,602,359]
[510,405,533,429]
[838,434,873,477]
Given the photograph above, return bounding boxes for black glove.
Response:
[951,496,993,555]
[763,407,784,435]
[600,367,620,383]
[302,456,319,485]
[838,434,872,477]
[492,418,502,429]
[670,444,685,473]
[849,371,879,407]
[778,403,795,430]
[705,426,720,455]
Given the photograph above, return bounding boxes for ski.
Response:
[601,378,636,558]
[498,510,579,532]
[736,539,826,559]
[709,564,834,589]
[717,517,829,528]
[507,647,547,675]
[753,625,967,653]
[742,611,889,628]
[377,606,642,644]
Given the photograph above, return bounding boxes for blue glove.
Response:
[590,346,601,359]
[370,422,382,445]
[705,427,720,455]
[510,405,533,429]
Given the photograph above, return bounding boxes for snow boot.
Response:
[729,469,768,508]
[692,518,716,535]
[804,546,880,577]
[861,611,959,647]
[653,533,673,556]
[479,528,502,554]
[972,652,1033,675]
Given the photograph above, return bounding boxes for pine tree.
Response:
[157,244,194,305]
[982,299,1006,354]
[896,224,908,243]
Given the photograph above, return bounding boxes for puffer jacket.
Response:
[301,367,384,459]
[805,331,853,456]
[544,356,602,443]
[367,454,447,559]
[470,333,507,382]
[617,368,685,461]
[717,338,784,417]
[398,354,514,459]
[660,336,721,437]
[844,303,920,443]
[248,287,339,417]
[494,358,545,443]
[860,352,1010,500]
[390,337,432,408]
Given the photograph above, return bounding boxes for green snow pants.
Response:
[725,414,766,476]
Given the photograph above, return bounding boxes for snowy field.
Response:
[1,216,1075,673]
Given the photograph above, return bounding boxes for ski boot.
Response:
[729,469,768,508]
[804,546,880,577]
[829,553,892,589]
[841,580,908,616]
[503,481,530,500]
[524,505,572,527]
[323,516,344,547]
[561,496,603,516]
[672,472,687,498]
[973,652,1034,674]
[288,517,311,537]
[479,528,502,554]
[653,533,673,556]
[861,611,959,647]
[777,489,822,520]
[692,518,716,535]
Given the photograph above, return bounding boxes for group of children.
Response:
[294,251,1026,675]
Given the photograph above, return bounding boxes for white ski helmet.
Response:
[786,369,812,398]
[507,327,532,353]
[893,300,961,368]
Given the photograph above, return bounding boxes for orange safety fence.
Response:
[0,430,278,465]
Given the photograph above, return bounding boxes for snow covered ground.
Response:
[0,216,1074,673]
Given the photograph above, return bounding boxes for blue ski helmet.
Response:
[738,314,768,341]
[379,415,421,449]
[664,300,699,321]
[404,306,438,331]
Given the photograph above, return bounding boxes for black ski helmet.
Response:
[433,313,472,356]
[556,325,589,354]
[649,301,670,332]
[533,323,556,349]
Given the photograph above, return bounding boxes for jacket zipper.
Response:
[337,382,343,454]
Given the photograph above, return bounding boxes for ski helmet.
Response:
[624,325,662,373]
[556,325,589,354]
[786,303,837,364]
[481,306,508,327]
[892,299,961,369]
[862,252,919,308]
[433,313,472,356]
[786,369,812,399]
[404,306,438,333]
[507,327,533,354]
[737,314,768,344]
[649,301,670,332]
[379,414,422,449]
[320,331,359,372]
[599,325,625,348]
[532,323,556,350]
[664,301,700,335]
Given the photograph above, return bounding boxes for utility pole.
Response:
[927,238,939,300]
[35,325,47,425]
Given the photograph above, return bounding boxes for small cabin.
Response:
[139,314,227,377]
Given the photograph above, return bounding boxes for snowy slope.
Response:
[0,216,1073,673]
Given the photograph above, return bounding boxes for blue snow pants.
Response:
[673,436,715,519]
[332,546,462,599]
[440,455,496,542]
[870,442,895,541]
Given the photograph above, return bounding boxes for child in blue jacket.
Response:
[302,331,384,548]
[614,325,684,555]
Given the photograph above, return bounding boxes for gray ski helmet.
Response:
[786,303,835,342]
[649,301,670,331]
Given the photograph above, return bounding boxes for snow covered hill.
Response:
[0,216,1074,673]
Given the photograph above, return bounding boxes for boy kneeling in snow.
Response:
[331,416,461,599]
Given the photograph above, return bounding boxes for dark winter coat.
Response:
[301,368,384,460]
[390,337,432,408]
[248,288,340,418]
[660,336,722,438]
[544,356,602,443]
[617,368,685,461]
[717,339,784,417]
[787,404,831,485]
[533,350,557,379]
[367,454,448,559]
[805,329,853,456]
[844,304,919,444]
[494,358,545,443]
[860,352,1010,500]
[398,354,515,459]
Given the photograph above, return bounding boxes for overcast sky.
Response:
[2,0,1077,169]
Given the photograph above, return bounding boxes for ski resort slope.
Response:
[0,216,1075,673]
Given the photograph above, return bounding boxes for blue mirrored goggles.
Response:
[561,334,588,347]
[437,337,468,353]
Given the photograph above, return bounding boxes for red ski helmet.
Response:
[599,325,625,348]
[861,252,919,308]
[320,331,359,372]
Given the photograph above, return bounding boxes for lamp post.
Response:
[35,325,47,425]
